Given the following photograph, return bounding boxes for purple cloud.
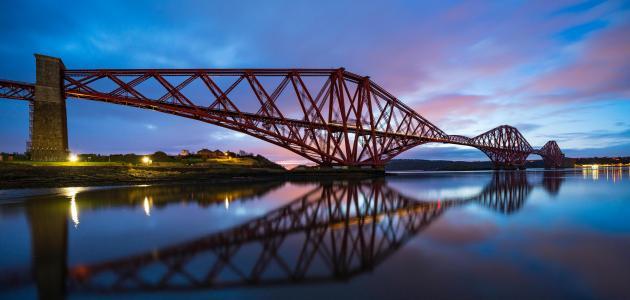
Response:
[0,0,628,160]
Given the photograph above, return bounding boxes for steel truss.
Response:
[0,68,564,168]
[0,80,34,101]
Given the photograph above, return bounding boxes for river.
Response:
[0,168,629,299]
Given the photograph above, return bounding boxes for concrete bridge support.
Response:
[30,54,68,161]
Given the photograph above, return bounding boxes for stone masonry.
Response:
[30,54,69,161]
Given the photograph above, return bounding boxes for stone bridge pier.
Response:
[30,54,69,161]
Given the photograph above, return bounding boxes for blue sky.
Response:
[0,0,629,163]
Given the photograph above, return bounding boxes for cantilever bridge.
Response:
[0,54,564,168]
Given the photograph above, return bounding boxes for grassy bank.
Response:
[0,162,385,189]
[0,162,284,189]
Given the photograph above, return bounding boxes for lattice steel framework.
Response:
[0,80,34,101]
[63,69,451,166]
[0,63,565,168]
[471,125,533,168]
[534,141,564,168]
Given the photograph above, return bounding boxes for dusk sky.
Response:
[1,0,629,164]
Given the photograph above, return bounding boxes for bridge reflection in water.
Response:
[5,172,564,297]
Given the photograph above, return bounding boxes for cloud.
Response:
[543,129,630,147]
[512,123,543,132]
[0,0,629,161]
[411,94,497,130]
[398,145,488,161]
[563,142,630,157]
[210,131,247,141]
[525,20,630,104]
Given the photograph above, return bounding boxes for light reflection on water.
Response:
[0,169,628,300]
[580,166,627,182]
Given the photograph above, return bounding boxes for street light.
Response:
[142,156,152,165]
[68,153,79,162]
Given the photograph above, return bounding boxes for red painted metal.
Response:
[0,69,565,168]
[534,140,565,168]
[469,125,533,169]
[62,68,452,167]
[0,80,34,101]
[447,126,564,169]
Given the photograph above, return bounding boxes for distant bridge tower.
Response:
[30,54,69,161]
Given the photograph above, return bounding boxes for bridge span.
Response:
[0,54,564,168]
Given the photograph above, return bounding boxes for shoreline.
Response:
[0,163,386,189]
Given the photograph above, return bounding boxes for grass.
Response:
[3,157,260,168]
[0,159,287,189]
[0,158,384,189]
[6,161,128,167]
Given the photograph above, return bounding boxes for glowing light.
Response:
[142,156,152,165]
[591,164,599,170]
[143,196,152,216]
[63,187,83,198]
[224,196,230,210]
[68,153,79,162]
[70,194,79,228]
[63,187,83,228]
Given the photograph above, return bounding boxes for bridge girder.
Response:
[534,141,565,168]
[0,55,566,167]
[62,68,450,167]
[470,125,533,169]
[0,80,34,101]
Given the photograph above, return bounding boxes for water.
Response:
[0,168,629,300]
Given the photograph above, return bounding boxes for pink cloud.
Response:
[526,22,630,103]
[412,94,500,127]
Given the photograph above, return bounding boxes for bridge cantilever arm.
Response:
[0,62,565,168]
[0,79,35,101]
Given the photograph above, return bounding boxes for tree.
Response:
[152,151,171,162]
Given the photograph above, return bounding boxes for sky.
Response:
[0,0,629,164]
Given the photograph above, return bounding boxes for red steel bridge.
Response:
[0,55,564,168]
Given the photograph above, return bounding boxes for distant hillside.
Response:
[573,156,630,165]
[386,156,630,171]
[385,159,547,171]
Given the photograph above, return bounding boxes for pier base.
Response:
[30,54,69,161]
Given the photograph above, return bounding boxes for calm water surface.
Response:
[0,169,629,300]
